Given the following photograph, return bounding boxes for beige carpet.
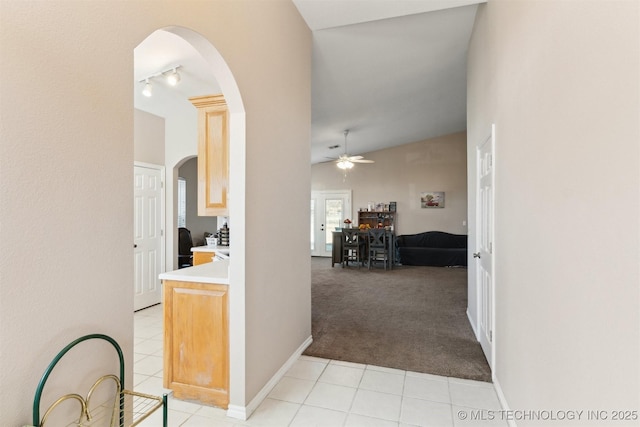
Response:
[303,257,491,382]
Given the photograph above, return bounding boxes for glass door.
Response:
[311,190,351,257]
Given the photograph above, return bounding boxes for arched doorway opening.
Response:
[133,26,246,413]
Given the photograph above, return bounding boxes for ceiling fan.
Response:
[334,130,374,170]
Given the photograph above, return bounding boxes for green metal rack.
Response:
[29,333,167,427]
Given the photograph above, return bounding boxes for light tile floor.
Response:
[134,304,506,427]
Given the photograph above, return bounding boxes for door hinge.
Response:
[161,181,164,189]
[161,229,164,236]
[490,330,493,342]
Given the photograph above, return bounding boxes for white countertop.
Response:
[159,259,230,285]
[191,245,230,255]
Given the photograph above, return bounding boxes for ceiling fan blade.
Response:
[351,159,374,163]
[347,155,364,160]
[314,157,338,164]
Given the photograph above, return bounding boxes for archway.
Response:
[133,26,246,414]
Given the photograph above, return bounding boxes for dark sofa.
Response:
[396,231,467,267]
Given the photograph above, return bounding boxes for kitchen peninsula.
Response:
[159,259,230,407]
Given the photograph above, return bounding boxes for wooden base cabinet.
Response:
[163,280,229,408]
[193,251,215,266]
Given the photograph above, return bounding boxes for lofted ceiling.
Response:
[134,0,484,164]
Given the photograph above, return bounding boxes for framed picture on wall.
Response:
[421,192,445,208]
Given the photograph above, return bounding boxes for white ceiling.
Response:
[133,0,483,164]
[134,30,221,119]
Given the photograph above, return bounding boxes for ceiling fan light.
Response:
[166,68,181,86]
[142,80,153,97]
[337,160,354,170]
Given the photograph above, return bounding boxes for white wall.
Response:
[164,103,199,270]
[134,108,165,165]
[237,3,312,403]
[312,131,468,235]
[467,0,639,420]
[0,1,311,423]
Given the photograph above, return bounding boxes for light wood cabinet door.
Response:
[193,251,214,265]
[190,94,229,216]
[163,280,229,408]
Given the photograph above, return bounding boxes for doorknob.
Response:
[134,244,138,248]
[473,252,481,258]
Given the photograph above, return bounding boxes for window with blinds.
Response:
[177,177,186,228]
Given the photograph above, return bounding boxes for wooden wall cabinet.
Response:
[190,94,229,216]
[163,280,229,408]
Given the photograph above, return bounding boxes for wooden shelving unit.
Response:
[357,211,396,229]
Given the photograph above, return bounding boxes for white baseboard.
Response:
[226,335,313,421]
[467,308,479,339]
[493,375,516,427]
[226,404,247,420]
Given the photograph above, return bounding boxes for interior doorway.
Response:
[133,25,246,414]
[475,124,495,370]
[133,163,165,310]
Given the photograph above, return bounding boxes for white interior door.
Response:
[311,190,351,257]
[134,164,165,311]
[475,126,495,369]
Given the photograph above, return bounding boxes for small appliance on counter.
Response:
[217,223,230,247]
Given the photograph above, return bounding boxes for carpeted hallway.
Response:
[303,257,492,382]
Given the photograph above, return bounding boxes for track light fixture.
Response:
[138,65,182,97]
[142,79,152,97]
[166,68,181,86]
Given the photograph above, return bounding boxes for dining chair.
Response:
[178,227,194,268]
[342,228,365,268]
[368,228,390,270]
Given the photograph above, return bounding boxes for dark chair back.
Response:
[178,227,193,268]
[368,228,390,270]
[342,228,361,247]
[368,229,387,249]
[342,228,365,268]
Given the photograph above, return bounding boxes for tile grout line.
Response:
[448,377,457,427]
[398,369,408,426]
[287,359,330,427]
